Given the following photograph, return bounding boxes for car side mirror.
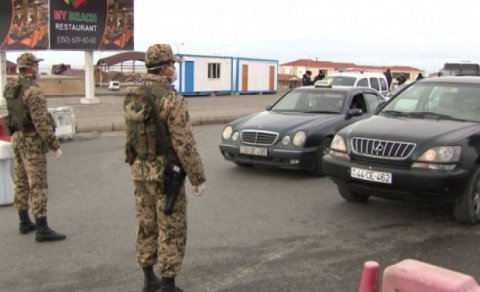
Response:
[347,108,363,118]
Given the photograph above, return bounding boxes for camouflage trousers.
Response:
[133,180,187,277]
[12,148,48,219]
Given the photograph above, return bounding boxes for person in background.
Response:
[397,73,407,86]
[313,70,325,83]
[302,70,313,86]
[416,73,424,80]
[384,68,393,89]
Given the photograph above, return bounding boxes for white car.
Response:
[108,81,120,91]
[322,72,389,96]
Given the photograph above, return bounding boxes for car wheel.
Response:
[235,162,252,167]
[311,137,332,176]
[453,167,480,224]
[338,185,370,202]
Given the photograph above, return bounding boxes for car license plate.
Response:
[351,167,392,184]
[240,145,267,157]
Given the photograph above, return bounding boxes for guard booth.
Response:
[233,57,278,94]
[176,54,234,96]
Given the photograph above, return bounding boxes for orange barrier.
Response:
[382,259,480,292]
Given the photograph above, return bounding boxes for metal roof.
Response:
[281,59,422,72]
[96,51,145,66]
[7,60,16,69]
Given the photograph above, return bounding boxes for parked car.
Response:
[322,72,389,96]
[323,76,480,224]
[108,81,120,91]
[218,82,385,175]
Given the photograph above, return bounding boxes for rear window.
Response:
[357,78,368,87]
[325,76,356,86]
[369,78,380,90]
[380,78,388,91]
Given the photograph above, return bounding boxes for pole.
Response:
[0,52,7,106]
[81,51,100,104]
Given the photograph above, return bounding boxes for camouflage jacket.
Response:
[10,75,60,153]
[125,74,206,186]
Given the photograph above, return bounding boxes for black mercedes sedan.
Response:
[323,76,480,224]
[219,83,385,176]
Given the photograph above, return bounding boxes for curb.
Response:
[74,115,242,133]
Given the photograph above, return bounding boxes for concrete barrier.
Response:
[49,107,76,140]
[383,259,480,292]
[0,140,14,206]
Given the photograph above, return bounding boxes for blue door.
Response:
[185,61,194,93]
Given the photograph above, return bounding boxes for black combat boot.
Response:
[35,217,66,242]
[18,209,36,234]
[161,277,183,292]
[142,266,162,292]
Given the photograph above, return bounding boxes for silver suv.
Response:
[323,72,389,96]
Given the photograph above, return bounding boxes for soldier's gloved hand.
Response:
[192,183,205,196]
[54,149,63,160]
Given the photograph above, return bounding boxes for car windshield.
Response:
[381,82,480,122]
[271,89,346,113]
[324,76,356,86]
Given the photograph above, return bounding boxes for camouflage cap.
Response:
[17,53,44,68]
[145,44,182,68]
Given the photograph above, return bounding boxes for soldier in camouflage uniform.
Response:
[7,53,66,242]
[124,44,206,292]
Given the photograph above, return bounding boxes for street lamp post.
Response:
[174,42,185,54]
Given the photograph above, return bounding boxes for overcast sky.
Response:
[6,0,480,73]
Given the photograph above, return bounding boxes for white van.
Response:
[108,81,120,91]
[322,72,389,96]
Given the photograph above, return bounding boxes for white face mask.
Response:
[171,69,178,83]
[166,65,177,83]
[30,66,40,79]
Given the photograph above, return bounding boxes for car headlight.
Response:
[222,126,233,140]
[292,131,306,147]
[232,131,239,141]
[329,134,350,159]
[412,146,461,170]
[282,135,291,145]
[330,134,347,152]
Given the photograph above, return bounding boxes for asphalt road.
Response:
[1,125,480,292]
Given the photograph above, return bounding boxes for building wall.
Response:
[280,63,425,85]
[7,75,85,96]
[178,55,233,95]
[192,57,232,92]
[38,77,85,96]
[235,58,278,93]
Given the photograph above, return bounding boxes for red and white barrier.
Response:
[0,115,11,142]
[382,259,480,292]
[0,140,14,206]
[359,261,380,292]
